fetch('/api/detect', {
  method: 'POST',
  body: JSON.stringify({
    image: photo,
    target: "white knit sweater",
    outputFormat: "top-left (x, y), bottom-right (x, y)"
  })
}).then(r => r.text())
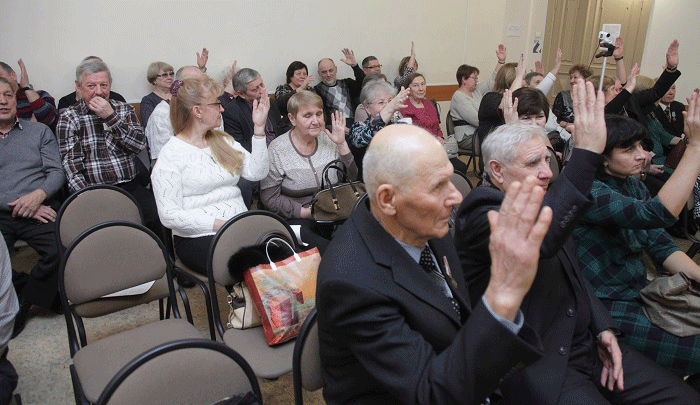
top-left (151, 135), bottom-right (268, 237)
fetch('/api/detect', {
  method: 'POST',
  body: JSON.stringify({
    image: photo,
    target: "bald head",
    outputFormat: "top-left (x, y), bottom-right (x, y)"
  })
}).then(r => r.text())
top-left (364, 125), bottom-right (446, 200)
top-left (318, 58), bottom-right (337, 86)
top-left (175, 66), bottom-right (202, 81)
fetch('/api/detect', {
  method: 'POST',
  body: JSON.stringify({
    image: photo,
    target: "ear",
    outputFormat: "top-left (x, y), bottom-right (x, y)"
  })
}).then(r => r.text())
top-left (192, 104), bottom-right (203, 120)
top-left (75, 80), bottom-right (80, 92)
top-left (489, 160), bottom-right (506, 185)
top-left (10, 71), bottom-right (17, 82)
top-left (374, 184), bottom-right (398, 216)
top-left (288, 112), bottom-right (297, 127)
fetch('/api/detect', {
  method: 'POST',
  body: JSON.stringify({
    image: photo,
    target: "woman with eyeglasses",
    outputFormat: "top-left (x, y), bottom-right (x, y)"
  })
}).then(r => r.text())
top-left (140, 61), bottom-right (175, 126)
top-left (151, 75), bottom-right (270, 274)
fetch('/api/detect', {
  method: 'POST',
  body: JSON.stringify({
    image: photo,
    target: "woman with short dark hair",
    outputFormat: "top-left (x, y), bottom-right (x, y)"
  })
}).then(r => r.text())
top-left (274, 61), bottom-right (314, 124)
top-left (573, 99), bottom-right (700, 377)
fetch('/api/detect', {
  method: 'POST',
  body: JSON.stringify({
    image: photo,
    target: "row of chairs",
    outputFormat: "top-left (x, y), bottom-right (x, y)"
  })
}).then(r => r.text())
top-left (52, 185), bottom-right (323, 404)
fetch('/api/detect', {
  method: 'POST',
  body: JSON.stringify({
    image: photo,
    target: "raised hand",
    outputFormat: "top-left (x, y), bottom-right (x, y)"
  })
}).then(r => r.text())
top-left (340, 48), bottom-right (357, 67)
top-left (381, 87), bottom-right (409, 123)
top-left (325, 111), bottom-right (347, 145)
top-left (502, 89), bottom-right (519, 124)
top-left (252, 90), bottom-right (270, 130)
top-left (683, 88), bottom-right (700, 147)
top-left (224, 61), bottom-right (238, 95)
top-left (484, 176), bottom-right (552, 321)
top-left (408, 41), bottom-right (417, 70)
top-left (17, 58), bottom-right (30, 88)
top-left (197, 48), bottom-right (209, 70)
top-left (496, 44), bottom-right (507, 63)
top-left (534, 61), bottom-right (544, 74)
top-left (624, 63), bottom-right (639, 93)
top-left (571, 80), bottom-right (606, 153)
top-left (613, 37), bottom-right (625, 58)
top-left (666, 40), bottom-right (679, 70)
top-left (597, 330), bottom-right (624, 391)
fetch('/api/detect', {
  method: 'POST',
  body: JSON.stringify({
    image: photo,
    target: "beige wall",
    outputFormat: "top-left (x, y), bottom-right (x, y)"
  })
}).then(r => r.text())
top-left (0, 0), bottom-right (547, 103)
top-left (1, 0), bottom-right (690, 105)
top-left (641, 0), bottom-right (699, 102)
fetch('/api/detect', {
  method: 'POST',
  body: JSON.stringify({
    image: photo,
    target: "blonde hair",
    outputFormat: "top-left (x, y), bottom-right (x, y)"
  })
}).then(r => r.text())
top-left (634, 75), bottom-right (655, 93)
top-left (287, 90), bottom-right (324, 117)
top-left (170, 75), bottom-right (243, 175)
top-left (494, 63), bottom-right (518, 93)
top-left (587, 75), bottom-right (615, 93)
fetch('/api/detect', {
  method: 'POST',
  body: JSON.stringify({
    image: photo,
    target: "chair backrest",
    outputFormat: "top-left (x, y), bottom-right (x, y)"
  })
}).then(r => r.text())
top-left (446, 112), bottom-right (456, 136)
top-left (548, 146), bottom-right (560, 184)
top-left (60, 222), bottom-right (174, 316)
top-left (293, 309), bottom-right (322, 405)
top-left (96, 339), bottom-right (262, 405)
top-left (56, 185), bottom-right (143, 251)
top-left (209, 211), bottom-right (298, 287)
top-left (450, 171), bottom-right (472, 199)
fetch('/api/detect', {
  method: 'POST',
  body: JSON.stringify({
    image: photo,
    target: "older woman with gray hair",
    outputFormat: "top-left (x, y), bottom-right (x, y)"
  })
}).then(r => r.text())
top-left (349, 80), bottom-right (408, 149)
top-left (140, 61), bottom-right (174, 126)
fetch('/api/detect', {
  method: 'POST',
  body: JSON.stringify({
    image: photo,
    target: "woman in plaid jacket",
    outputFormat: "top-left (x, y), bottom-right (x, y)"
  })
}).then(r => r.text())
top-left (573, 100), bottom-right (700, 377)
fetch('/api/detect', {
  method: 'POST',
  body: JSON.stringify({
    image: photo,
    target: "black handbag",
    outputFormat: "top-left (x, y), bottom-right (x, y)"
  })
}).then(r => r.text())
top-left (310, 159), bottom-right (365, 223)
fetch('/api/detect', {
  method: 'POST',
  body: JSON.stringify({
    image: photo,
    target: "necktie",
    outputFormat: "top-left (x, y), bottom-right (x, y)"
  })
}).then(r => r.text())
top-left (665, 106), bottom-right (673, 122)
top-left (420, 247), bottom-right (461, 318)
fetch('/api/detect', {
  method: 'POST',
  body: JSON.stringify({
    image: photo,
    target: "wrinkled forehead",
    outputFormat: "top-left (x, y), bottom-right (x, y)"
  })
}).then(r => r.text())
top-left (318, 60), bottom-right (335, 71)
top-left (0, 81), bottom-right (14, 94)
top-left (80, 71), bottom-right (111, 85)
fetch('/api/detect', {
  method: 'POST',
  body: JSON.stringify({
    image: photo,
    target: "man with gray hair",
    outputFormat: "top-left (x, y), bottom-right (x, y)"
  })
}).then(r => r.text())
top-left (455, 82), bottom-right (699, 403)
top-left (317, 123), bottom-right (554, 404)
top-left (0, 59), bottom-right (57, 130)
top-left (56, 58), bottom-right (160, 234)
top-left (222, 68), bottom-right (288, 206)
top-left (0, 76), bottom-right (64, 338)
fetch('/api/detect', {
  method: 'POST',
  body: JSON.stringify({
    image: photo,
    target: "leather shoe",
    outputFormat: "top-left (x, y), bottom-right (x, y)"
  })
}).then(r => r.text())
top-left (11, 298), bottom-right (31, 339)
top-left (176, 273), bottom-right (196, 289)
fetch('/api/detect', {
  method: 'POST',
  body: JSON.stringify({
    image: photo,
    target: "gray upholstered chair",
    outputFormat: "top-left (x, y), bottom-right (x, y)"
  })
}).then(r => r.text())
top-left (59, 222), bottom-right (203, 404)
top-left (56, 184), bottom-right (193, 323)
top-left (208, 210), bottom-right (299, 379)
top-left (293, 308), bottom-right (322, 405)
top-left (96, 339), bottom-right (262, 405)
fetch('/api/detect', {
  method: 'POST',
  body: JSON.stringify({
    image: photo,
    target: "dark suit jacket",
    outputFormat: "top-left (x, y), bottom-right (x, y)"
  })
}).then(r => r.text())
top-left (454, 148), bottom-right (617, 405)
top-left (606, 69), bottom-right (681, 129)
top-left (221, 96), bottom-right (289, 152)
top-left (317, 200), bottom-right (543, 405)
top-left (654, 100), bottom-right (685, 137)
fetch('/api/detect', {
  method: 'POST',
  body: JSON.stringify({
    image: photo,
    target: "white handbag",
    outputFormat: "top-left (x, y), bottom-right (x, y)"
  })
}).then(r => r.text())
top-left (226, 282), bottom-right (261, 329)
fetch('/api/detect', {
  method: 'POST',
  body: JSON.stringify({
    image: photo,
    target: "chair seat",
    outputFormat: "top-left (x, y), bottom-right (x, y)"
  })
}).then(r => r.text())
top-left (73, 275), bottom-right (174, 318)
top-left (73, 318), bottom-right (203, 403)
top-left (223, 326), bottom-right (295, 379)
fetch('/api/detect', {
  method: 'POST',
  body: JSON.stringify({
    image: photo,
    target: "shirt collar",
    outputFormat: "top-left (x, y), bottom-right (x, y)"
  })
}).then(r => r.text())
top-left (0, 117), bottom-right (21, 139)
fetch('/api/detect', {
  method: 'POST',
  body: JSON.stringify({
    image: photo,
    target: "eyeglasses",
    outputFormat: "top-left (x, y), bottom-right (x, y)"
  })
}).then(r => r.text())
top-left (156, 71), bottom-right (175, 78)
top-left (366, 64), bottom-right (382, 69)
top-left (206, 101), bottom-right (222, 107)
top-left (370, 98), bottom-right (392, 107)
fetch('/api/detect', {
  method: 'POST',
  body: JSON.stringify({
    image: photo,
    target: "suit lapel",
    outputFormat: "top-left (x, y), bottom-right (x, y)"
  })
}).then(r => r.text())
top-left (352, 201), bottom-right (463, 325)
top-left (430, 238), bottom-right (471, 317)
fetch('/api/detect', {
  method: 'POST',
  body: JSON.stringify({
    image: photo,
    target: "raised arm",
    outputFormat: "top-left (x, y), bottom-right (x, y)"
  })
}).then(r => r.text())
top-left (612, 37), bottom-right (627, 85)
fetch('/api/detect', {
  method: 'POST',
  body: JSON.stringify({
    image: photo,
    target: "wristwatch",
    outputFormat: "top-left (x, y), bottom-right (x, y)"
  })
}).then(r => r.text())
top-left (22, 84), bottom-right (34, 91)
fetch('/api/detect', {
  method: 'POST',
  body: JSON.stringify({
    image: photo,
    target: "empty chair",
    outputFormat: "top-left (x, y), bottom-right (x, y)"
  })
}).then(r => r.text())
top-left (56, 184), bottom-right (193, 323)
top-left (293, 308), bottom-right (322, 405)
top-left (96, 339), bottom-right (262, 405)
top-left (208, 210), bottom-right (299, 379)
top-left (59, 222), bottom-right (203, 404)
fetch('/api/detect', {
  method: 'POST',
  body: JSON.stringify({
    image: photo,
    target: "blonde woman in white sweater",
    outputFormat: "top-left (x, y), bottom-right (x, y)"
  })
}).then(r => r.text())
top-left (151, 75), bottom-right (269, 274)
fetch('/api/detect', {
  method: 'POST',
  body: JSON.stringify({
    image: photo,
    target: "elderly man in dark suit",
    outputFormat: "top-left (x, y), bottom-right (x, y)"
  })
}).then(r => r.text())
top-left (317, 122), bottom-right (556, 404)
top-left (455, 81), bottom-right (699, 404)
top-left (222, 68), bottom-right (288, 207)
